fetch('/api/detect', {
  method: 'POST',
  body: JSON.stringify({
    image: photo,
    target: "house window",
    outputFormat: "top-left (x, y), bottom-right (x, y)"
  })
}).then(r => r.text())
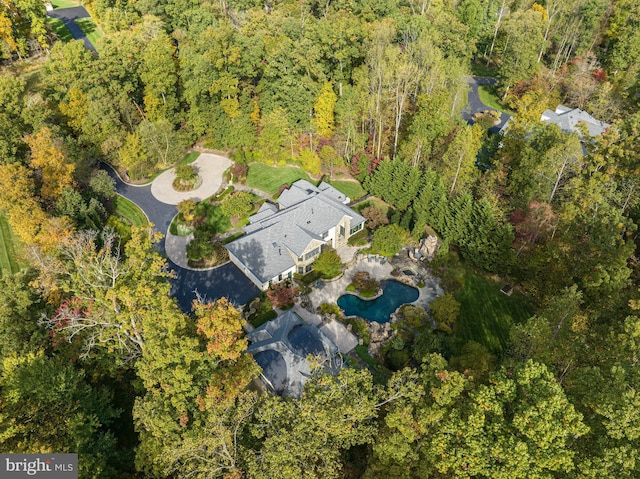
top-left (288, 271), bottom-right (292, 279)
top-left (298, 266), bottom-right (304, 274)
top-left (305, 264), bottom-right (313, 273)
top-left (304, 247), bottom-right (320, 261)
top-left (278, 273), bottom-right (282, 281)
top-left (321, 231), bottom-right (329, 239)
top-left (340, 225), bottom-right (345, 236)
top-left (350, 223), bottom-right (363, 235)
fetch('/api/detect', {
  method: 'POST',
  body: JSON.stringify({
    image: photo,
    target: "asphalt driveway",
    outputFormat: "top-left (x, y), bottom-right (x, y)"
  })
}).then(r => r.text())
top-left (48, 6), bottom-right (96, 53)
top-left (102, 163), bottom-right (259, 311)
top-left (464, 76), bottom-right (511, 133)
top-left (169, 261), bottom-right (260, 312)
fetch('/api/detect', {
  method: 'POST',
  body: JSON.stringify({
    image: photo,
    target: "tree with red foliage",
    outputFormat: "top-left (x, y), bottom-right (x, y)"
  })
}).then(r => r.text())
top-left (266, 280), bottom-right (299, 309)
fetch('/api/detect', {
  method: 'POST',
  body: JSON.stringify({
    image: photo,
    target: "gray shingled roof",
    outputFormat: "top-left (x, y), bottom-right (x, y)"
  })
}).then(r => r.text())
top-left (541, 105), bottom-right (610, 137)
top-left (226, 222), bottom-right (297, 283)
top-left (247, 310), bottom-right (340, 397)
top-left (249, 202), bottom-right (278, 223)
top-left (227, 180), bottom-right (365, 283)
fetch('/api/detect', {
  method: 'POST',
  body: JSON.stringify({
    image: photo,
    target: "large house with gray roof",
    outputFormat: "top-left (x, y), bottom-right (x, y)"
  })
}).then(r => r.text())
top-left (226, 180), bottom-right (366, 290)
top-left (540, 105), bottom-right (610, 138)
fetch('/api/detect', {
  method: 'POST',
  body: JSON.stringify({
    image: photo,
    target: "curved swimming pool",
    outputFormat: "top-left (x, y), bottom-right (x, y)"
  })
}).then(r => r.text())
top-left (337, 280), bottom-right (419, 323)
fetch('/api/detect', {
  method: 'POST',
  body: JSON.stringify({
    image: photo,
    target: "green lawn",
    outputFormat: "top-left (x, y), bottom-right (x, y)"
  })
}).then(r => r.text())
top-left (114, 195), bottom-right (148, 227)
top-left (46, 17), bottom-right (73, 43)
top-left (178, 152), bottom-right (200, 166)
top-left (327, 179), bottom-right (366, 200)
top-left (75, 18), bottom-right (103, 50)
top-left (470, 61), bottom-right (498, 78)
top-left (0, 215), bottom-right (21, 278)
top-left (352, 197), bottom-right (390, 215)
top-left (247, 163), bottom-right (312, 195)
top-left (478, 86), bottom-right (514, 115)
top-left (454, 270), bottom-right (534, 354)
top-left (51, 0), bottom-right (80, 8)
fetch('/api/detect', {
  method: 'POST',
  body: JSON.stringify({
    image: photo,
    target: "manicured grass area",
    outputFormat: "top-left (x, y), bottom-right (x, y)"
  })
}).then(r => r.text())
top-left (328, 179), bottom-right (366, 200)
top-left (0, 215), bottom-right (21, 277)
top-left (470, 61), bottom-right (498, 78)
top-left (178, 152), bottom-right (200, 166)
top-left (46, 17), bottom-right (73, 43)
top-left (51, 0), bottom-right (80, 8)
top-left (114, 195), bottom-right (148, 227)
top-left (75, 18), bottom-right (103, 50)
top-left (247, 163), bottom-right (311, 196)
top-left (454, 270), bottom-right (534, 354)
top-left (478, 86), bottom-right (514, 115)
top-left (352, 197), bottom-right (390, 215)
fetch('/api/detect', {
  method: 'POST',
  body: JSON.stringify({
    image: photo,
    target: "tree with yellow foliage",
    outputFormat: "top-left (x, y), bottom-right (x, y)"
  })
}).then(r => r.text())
top-left (311, 82), bottom-right (337, 139)
top-left (25, 127), bottom-right (75, 205)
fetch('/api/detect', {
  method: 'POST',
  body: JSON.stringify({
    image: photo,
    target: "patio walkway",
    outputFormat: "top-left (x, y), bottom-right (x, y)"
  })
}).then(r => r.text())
top-left (308, 254), bottom-right (443, 313)
top-left (308, 257), bottom-right (394, 309)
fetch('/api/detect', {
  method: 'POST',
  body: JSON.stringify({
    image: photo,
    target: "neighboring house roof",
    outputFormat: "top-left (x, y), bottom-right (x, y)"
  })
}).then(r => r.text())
top-left (247, 310), bottom-right (341, 397)
top-left (227, 180), bottom-right (365, 284)
top-left (541, 105), bottom-right (610, 137)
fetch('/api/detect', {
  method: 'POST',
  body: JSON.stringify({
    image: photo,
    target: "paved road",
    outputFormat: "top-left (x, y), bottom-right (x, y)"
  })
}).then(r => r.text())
top-left (102, 163), bottom-right (259, 311)
top-left (464, 76), bottom-right (511, 133)
top-left (48, 6), bottom-right (96, 53)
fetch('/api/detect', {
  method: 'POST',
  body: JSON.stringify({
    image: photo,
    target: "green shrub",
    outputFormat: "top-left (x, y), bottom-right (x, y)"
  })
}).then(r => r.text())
top-left (176, 164), bottom-right (197, 182)
top-left (186, 237), bottom-right (214, 262)
top-left (248, 297), bottom-right (277, 328)
top-left (296, 270), bottom-right (322, 285)
top-left (346, 284), bottom-right (356, 292)
top-left (314, 247), bottom-right (343, 279)
top-left (371, 224), bottom-right (410, 257)
top-left (319, 303), bottom-right (341, 317)
top-left (345, 317), bottom-right (370, 346)
top-left (384, 347), bottom-right (411, 371)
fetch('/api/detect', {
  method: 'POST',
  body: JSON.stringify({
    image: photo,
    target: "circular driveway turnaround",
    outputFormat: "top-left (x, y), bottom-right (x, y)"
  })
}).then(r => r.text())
top-left (151, 153), bottom-right (233, 205)
top-left (101, 161), bottom-right (259, 311)
top-left (464, 76), bottom-right (511, 133)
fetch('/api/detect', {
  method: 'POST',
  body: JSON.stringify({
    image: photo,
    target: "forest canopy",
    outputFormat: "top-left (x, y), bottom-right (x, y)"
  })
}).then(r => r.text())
top-left (1, 0), bottom-right (640, 477)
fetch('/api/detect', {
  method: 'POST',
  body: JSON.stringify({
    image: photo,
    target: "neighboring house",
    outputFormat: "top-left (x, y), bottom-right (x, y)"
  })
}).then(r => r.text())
top-left (540, 105), bottom-right (610, 138)
top-left (247, 310), bottom-right (341, 397)
top-left (227, 180), bottom-right (366, 290)
top-left (498, 105), bottom-right (611, 155)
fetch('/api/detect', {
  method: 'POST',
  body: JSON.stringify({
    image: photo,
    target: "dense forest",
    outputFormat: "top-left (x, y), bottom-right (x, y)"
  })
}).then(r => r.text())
top-left (1, 0), bottom-right (640, 477)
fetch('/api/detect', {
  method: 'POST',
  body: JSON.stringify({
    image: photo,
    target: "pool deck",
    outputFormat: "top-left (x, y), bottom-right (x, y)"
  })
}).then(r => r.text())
top-left (308, 255), bottom-right (443, 312)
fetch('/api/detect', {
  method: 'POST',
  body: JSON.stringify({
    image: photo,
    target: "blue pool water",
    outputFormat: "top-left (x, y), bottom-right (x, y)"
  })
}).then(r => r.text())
top-left (337, 280), bottom-right (419, 323)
